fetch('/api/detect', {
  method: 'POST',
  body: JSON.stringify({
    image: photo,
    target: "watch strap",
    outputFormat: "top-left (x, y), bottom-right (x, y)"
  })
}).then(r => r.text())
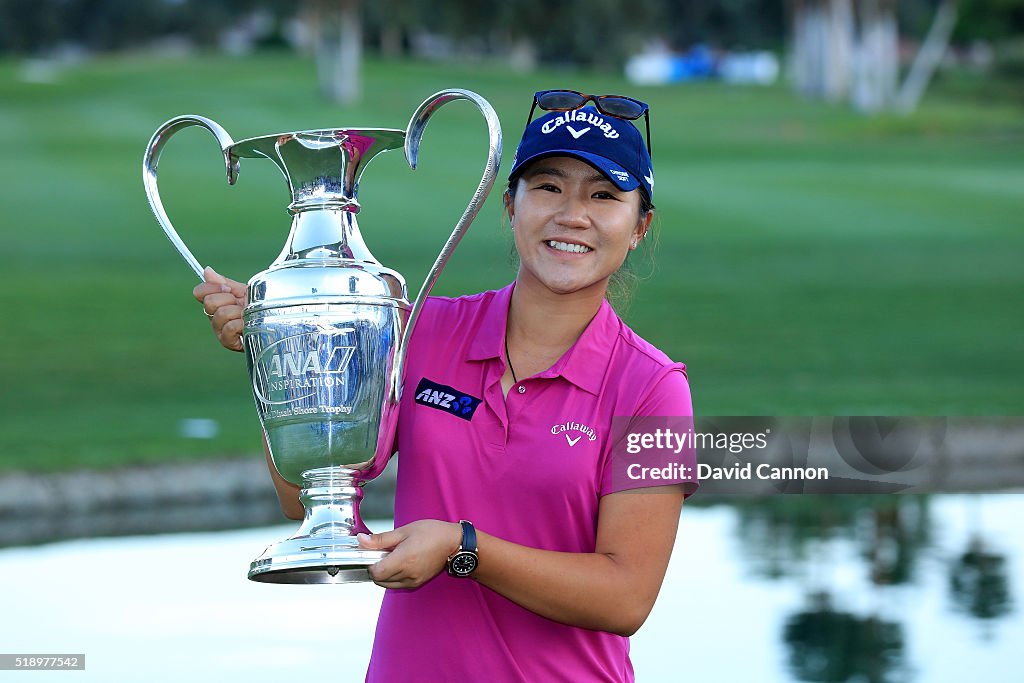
top-left (459, 519), bottom-right (477, 553)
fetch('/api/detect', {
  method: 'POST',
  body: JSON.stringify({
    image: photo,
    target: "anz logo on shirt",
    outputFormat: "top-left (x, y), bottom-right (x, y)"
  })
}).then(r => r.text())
top-left (414, 378), bottom-right (482, 421)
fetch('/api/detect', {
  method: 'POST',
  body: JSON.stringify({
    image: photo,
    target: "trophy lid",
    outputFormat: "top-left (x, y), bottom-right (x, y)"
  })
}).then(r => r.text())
top-left (230, 128), bottom-right (406, 214)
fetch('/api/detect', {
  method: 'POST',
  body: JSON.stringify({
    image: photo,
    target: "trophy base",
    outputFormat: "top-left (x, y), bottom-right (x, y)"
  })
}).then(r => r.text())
top-left (248, 537), bottom-right (389, 584)
top-left (249, 466), bottom-right (389, 584)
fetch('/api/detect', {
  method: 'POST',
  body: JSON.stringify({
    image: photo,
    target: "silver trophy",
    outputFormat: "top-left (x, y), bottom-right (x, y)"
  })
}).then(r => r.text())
top-left (143, 90), bottom-right (501, 583)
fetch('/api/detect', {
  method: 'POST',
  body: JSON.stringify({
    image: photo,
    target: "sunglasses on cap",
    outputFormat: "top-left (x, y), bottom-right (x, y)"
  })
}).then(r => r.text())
top-left (526, 89), bottom-right (651, 155)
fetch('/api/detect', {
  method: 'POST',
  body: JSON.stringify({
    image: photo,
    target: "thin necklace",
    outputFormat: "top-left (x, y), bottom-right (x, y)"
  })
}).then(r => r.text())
top-left (504, 331), bottom-right (518, 384)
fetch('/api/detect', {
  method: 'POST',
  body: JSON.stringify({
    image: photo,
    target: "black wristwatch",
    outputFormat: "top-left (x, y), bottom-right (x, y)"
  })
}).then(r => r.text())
top-left (446, 520), bottom-right (479, 577)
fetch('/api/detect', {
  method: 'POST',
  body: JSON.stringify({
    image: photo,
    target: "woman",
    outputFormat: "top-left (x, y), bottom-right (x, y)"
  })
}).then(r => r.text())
top-left (195, 90), bottom-right (699, 682)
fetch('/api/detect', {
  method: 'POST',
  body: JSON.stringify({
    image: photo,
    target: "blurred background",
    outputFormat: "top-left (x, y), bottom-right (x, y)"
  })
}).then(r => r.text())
top-left (0, 1), bottom-right (1021, 681)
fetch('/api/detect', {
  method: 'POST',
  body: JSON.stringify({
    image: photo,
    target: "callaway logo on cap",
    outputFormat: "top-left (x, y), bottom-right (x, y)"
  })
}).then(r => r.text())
top-left (509, 106), bottom-right (654, 200)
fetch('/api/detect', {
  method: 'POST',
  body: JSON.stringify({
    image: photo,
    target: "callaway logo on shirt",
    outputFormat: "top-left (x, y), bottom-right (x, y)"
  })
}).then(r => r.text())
top-left (551, 420), bottom-right (598, 447)
top-left (414, 377), bottom-right (483, 421)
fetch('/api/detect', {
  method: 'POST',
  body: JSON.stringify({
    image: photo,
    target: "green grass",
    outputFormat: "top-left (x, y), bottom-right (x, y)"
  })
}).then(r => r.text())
top-left (1, 52), bottom-right (1022, 471)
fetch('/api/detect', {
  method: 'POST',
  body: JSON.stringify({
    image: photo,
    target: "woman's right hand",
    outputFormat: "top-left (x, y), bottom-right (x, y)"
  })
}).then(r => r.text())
top-left (192, 266), bottom-right (247, 352)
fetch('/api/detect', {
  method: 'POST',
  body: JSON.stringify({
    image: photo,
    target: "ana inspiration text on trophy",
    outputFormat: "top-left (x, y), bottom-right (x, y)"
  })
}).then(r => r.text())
top-left (143, 89), bottom-right (502, 584)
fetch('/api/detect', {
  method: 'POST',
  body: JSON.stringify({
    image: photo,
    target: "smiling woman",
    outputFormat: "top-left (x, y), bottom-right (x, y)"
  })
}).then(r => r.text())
top-left (506, 156), bottom-right (652, 306)
top-left (194, 89), bottom-right (698, 683)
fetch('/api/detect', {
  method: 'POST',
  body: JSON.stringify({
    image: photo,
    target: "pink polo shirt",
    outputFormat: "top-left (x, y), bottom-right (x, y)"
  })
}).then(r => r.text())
top-left (365, 281), bottom-right (698, 683)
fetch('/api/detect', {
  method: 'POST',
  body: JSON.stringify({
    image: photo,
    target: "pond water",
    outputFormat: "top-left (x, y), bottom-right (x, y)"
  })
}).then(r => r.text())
top-left (1, 493), bottom-right (1020, 682)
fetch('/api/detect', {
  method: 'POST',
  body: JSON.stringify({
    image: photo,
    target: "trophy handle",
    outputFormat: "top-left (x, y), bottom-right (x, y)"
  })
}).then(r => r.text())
top-left (387, 89), bottom-right (503, 405)
top-left (143, 115), bottom-right (239, 280)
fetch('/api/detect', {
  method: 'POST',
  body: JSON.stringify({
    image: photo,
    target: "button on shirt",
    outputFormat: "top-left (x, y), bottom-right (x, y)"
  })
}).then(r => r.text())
top-left (366, 281), bottom-right (698, 683)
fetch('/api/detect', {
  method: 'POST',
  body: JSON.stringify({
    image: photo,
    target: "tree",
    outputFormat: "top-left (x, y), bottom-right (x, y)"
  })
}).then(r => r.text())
top-left (789, 0), bottom-right (959, 114)
top-left (895, 0), bottom-right (958, 113)
top-left (303, 0), bottom-right (363, 105)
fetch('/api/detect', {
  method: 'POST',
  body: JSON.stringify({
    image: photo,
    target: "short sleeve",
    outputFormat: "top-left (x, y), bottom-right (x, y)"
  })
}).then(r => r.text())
top-left (599, 363), bottom-right (700, 498)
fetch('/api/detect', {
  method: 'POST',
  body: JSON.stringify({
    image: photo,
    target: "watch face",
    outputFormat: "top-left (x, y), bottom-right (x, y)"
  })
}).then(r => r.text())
top-left (451, 552), bottom-right (478, 576)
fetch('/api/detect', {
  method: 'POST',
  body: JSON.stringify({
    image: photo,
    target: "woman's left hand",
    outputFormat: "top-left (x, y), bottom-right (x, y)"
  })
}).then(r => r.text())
top-left (357, 520), bottom-right (463, 589)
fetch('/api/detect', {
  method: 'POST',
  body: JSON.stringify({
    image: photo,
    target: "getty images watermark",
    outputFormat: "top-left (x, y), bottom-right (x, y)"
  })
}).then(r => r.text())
top-left (610, 416), bottom-right (1024, 495)
top-left (609, 416), bottom-right (823, 495)
top-left (622, 424), bottom-right (827, 481)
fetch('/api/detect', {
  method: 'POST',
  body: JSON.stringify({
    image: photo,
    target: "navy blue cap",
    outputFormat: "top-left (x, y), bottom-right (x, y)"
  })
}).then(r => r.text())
top-left (509, 106), bottom-right (653, 200)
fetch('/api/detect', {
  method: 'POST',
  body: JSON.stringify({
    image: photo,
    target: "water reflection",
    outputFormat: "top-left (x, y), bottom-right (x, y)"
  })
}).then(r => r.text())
top-left (863, 502), bottom-right (929, 587)
top-left (950, 538), bottom-right (1012, 625)
top-left (723, 494), bottom-right (1016, 682)
top-left (731, 497), bottom-right (932, 585)
top-left (0, 494), bottom-right (1019, 682)
top-left (784, 591), bottom-right (905, 683)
